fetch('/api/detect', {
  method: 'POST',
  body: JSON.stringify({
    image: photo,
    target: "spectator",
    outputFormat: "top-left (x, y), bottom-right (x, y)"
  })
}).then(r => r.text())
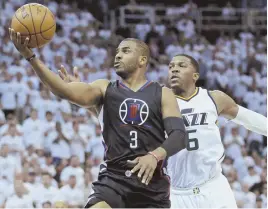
top-left (59, 175), bottom-right (84, 207)
top-left (5, 179), bottom-right (34, 208)
top-left (34, 172), bottom-right (60, 208)
top-left (60, 156), bottom-right (84, 189)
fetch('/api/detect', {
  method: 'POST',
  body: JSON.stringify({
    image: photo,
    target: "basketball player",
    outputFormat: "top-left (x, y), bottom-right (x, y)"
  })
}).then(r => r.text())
top-left (167, 54), bottom-right (267, 208)
top-left (9, 29), bottom-right (187, 208)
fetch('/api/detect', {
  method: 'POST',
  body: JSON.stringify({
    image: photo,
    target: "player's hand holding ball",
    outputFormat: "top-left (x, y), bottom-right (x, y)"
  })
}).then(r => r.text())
top-left (9, 28), bottom-right (34, 60)
top-left (9, 3), bottom-right (56, 59)
top-left (127, 152), bottom-right (158, 185)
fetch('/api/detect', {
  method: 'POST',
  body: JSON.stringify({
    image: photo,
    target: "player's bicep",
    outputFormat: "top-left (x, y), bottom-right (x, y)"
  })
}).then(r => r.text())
top-left (161, 87), bottom-right (182, 119)
top-left (65, 79), bottom-right (108, 108)
top-left (210, 90), bottom-right (238, 120)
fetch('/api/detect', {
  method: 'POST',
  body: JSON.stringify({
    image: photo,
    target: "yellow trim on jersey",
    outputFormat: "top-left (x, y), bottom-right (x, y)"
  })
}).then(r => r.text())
top-left (176, 87), bottom-right (199, 101)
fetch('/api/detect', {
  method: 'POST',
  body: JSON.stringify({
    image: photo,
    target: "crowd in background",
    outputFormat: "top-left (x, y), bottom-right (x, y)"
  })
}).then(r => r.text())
top-left (0, 0), bottom-right (267, 208)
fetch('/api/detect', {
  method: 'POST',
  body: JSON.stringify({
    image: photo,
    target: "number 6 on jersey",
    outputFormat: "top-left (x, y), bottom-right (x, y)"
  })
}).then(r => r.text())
top-left (130, 131), bottom-right (138, 148)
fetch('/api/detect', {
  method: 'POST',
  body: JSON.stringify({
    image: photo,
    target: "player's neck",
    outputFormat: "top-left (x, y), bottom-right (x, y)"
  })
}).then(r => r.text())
top-left (121, 74), bottom-right (147, 92)
top-left (176, 85), bottom-right (197, 98)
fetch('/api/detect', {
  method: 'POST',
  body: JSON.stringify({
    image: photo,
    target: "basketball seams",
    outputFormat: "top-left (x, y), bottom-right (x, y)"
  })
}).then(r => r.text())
top-left (39, 7), bottom-right (48, 40)
top-left (19, 24), bottom-right (55, 36)
top-left (14, 13), bottom-right (32, 43)
top-left (28, 4), bottom-right (39, 48)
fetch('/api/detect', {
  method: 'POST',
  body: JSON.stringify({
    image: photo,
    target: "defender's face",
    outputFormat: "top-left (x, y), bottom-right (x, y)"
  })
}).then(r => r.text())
top-left (168, 56), bottom-right (195, 90)
top-left (114, 41), bottom-right (139, 78)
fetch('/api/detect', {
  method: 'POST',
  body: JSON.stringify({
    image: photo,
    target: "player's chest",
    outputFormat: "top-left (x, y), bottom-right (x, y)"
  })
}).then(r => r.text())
top-left (177, 101), bottom-right (217, 128)
top-left (105, 89), bottom-right (160, 125)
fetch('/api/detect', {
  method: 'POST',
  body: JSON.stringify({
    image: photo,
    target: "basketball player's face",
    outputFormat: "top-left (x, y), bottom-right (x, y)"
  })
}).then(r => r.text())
top-left (114, 41), bottom-right (139, 78)
top-left (168, 56), bottom-right (195, 90)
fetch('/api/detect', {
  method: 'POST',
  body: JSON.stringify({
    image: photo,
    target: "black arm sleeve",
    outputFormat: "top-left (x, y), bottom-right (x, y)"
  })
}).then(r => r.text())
top-left (161, 117), bottom-right (187, 157)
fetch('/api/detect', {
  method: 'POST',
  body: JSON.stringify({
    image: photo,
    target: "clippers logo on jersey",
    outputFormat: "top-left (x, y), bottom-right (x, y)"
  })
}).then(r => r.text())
top-left (119, 98), bottom-right (149, 125)
top-left (181, 108), bottom-right (208, 127)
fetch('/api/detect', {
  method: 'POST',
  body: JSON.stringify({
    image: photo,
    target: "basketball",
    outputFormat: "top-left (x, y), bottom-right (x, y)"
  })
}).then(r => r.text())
top-left (10, 3), bottom-right (56, 48)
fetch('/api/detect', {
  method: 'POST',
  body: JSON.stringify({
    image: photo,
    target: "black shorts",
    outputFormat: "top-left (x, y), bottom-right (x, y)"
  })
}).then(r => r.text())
top-left (84, 167), bottom-right (170, 208)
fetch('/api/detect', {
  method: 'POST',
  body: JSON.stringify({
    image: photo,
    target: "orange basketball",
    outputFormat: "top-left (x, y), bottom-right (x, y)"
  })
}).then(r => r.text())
top-left (11, 3), bottom-right (56, 48)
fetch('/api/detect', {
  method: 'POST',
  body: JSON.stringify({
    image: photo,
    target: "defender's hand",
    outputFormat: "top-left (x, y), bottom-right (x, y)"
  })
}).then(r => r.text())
top-left (58, 65), bottom-right (80, 83)
top-left (8, 28), bottom-right (34, 59)
top-left (127, 154), bottom-right (158, 185)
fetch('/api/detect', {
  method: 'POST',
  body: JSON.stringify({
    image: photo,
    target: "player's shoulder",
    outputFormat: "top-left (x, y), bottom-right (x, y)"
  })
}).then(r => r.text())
top-left (91, 79), bottom-right (110, 86)
top-left (208, 90), bottom-right (226, 99)
top-left (161, 86), bottom-right (176, 99)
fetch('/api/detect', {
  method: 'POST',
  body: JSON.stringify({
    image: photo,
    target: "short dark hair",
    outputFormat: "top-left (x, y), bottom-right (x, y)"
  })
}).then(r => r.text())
top-left (123, 38), bottom-right (150, 66)
top-left (174, 54), bottom-right (199, 73)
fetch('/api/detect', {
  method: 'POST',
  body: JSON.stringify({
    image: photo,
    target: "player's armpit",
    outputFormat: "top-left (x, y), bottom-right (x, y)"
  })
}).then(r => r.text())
top-left (209, 90), bottom-right (238, 119)
top-left (210, 90), bottom-right (267, 136)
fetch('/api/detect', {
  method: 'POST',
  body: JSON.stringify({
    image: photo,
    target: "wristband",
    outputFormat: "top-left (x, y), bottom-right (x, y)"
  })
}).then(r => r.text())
top-left (148, 151), bottom-right (160, 163)
top-left (26, 54), bottom-right (36, 62)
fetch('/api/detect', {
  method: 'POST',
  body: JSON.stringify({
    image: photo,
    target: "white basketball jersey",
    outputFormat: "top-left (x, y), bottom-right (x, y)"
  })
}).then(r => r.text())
top-left (168, 87), bottom-right (225, 188)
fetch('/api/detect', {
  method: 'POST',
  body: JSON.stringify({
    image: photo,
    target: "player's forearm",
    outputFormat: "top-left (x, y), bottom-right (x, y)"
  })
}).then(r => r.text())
top-left (152, 117), bottom-right (187, 160)
top-left (231, 105), bottom-right (267, 136)
top-left (29, 58), bottom-right (71, 99)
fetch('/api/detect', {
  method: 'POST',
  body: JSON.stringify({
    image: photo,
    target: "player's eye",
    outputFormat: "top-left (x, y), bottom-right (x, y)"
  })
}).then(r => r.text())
top-left (179, 63), bottom-right (186, 67)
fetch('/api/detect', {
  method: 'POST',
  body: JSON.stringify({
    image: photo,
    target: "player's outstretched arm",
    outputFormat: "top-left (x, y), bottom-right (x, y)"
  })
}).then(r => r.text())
top-left (210, 90), bottom-right (267, 136)
top-left (9, 29), bottom-right (108, 108)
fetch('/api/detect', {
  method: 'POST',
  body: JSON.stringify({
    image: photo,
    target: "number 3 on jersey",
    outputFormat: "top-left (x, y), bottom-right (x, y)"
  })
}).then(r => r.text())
top-left (186, 129), bottom-right (199, 151)
top-left (130, 131), bottom-right (138, 148)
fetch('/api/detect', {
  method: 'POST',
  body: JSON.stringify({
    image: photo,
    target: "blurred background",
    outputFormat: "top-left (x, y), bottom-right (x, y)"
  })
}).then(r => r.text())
top-left (0, 0), bottom-right (267, 208)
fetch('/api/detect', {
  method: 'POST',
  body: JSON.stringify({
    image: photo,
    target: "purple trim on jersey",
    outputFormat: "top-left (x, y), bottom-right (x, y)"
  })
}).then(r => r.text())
top-left (119, 80), bottom-right (152, 92)
top-left (206, 90), bottom-right (219, 115)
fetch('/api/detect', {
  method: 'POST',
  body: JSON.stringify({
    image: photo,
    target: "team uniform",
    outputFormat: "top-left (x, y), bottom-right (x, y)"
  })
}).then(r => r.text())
top-left (85, 80), bottom-right (170, 208)
top-left (168, 87), bottom-right (237, 208)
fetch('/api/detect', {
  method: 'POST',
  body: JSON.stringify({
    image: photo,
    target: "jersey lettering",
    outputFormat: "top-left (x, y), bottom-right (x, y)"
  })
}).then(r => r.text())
top-left (181, 109), bottom-right (208, 127)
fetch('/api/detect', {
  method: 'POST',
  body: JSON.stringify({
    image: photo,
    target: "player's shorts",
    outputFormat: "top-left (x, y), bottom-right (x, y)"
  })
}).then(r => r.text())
top-left (84, 165), bottom-right (170, 208)
top-left (170, 173), bottom-right (237, 208)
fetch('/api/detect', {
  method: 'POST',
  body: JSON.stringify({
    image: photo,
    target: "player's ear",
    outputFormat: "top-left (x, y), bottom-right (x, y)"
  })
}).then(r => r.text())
top-left (139, 56), bottom-right (147, 66)
top-left (193, 73), bottom-right (199, 82)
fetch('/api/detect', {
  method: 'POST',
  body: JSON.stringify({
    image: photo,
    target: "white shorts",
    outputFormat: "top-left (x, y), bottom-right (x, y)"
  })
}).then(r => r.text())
top-left (170, 173), bottom-right (237, 208)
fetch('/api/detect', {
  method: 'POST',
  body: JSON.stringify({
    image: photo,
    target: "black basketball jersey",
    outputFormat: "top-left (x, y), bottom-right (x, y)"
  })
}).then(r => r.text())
top-left (102, 80), bottom-right (166, 170)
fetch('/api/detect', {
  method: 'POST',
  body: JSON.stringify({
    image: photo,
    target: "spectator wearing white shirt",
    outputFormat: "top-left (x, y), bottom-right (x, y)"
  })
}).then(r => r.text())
top-left (32, 91), bottom-right (59, 120)
top-left (43, 111), bottom-right (56, 136)
top-left (22, 109), bottom-right (44, 148)
top-left (0, 113), bottom-right (23, 136)
top-left (86, 125), bottom-right (105, 161)
top-left (5, 179), bottom-right (34, 208)
top-left (224, 126), bottom-right (245, 160)
top-left (49, 122), bottom-right (71, 163)
top-left (40, 152), bottom-right (56, 178)
top-left (13, 72), bottom-right (29, 121)
top-left (69, 121), bottom-right (87, 164)
top-left (34, 172), bottom-right (60, 208)
top-left (0, 124), bottom-right (24, 171)
top-left (243, 166), bottom-right (261, 188)
top-left (241, 182), bottom-right (257, 207)
top-left (60, 156), bottom-right (84, 189)
top-left (59, 175), bottom-right (84, 207)
top-left (24, 171), bottom-right (43, 196)
top-left (0, 144), bottom-right (18, 183)
top-left (0, 73), bottom-right (17, 116)
top-left (60, 111), bottom-right (73, 134)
